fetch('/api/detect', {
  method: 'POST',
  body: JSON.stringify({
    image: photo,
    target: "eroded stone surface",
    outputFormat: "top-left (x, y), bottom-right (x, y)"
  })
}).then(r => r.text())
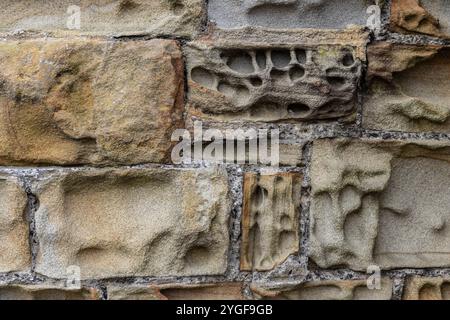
top-left (158, 283), bottom-right (246, 300)
top-left (0, 175), bottom-right (30, 273)
top-left (0, 285), bottom-right (101, 300)
top-left (0, 0), bottom-right (203, 37)
top-left (310, 139), bottom-right (450, 270)
top-left (251, 278), bottom-right (393, 300)
top-left (33, 167), bottom-right (230, 279)
top-left (208, 0), bottom-right (375, 29)
top-left (241, 172), bottom-right (301, 271)
top-left (107, 286), bottom-right (166, 300)
top-left (363, 42), bottom-right (450, 133)
top-left (186, 29), bottom-right (366, 124)
top-left (0, 38), bottom-right (184, 165)
top-left (391, 0), bottom-right (450, 38)
top-left (403, 277), bottom-right (450, 300)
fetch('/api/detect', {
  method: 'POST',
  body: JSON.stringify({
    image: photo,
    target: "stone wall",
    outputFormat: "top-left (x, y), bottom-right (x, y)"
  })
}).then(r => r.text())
top-left (0, 0), bottom-right (450, 300)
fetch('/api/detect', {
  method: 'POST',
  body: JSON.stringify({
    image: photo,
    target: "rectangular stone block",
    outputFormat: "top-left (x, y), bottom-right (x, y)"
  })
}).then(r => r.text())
top-left (403, 276), bottom-right (450, 300)
top-left (107, 283), bottom-right (245, 300)
top-left (0, 175), bottom-right (30, 273)
top-left (391, 0), bottom-right (450, 39)
top-left (0, 38), bottom-right (184, 165)
top-left (32, 167), bottom-right (230, 279)
top-left (251, 278), bottom-right (393, 300)
top-left (157, 283), bottom-right (246, 300)
top-left (186, 29), bottom-right (367, 125)
top-left (0, 0), bottom-right (203, 38)
top-left (363, 42), bottom-right (450, 133)
top-left (208, 0), bottom-right (376, 30)
top-left (241, 172), bottom-right (302, 271)
top-left (310, 139), bottom-right (450, 270)
top-left (0, 284), bottom-right (101, 300)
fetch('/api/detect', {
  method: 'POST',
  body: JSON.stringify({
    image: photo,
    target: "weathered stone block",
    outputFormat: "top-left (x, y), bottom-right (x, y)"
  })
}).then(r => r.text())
top-left (208, 0), bottom-right (376, 30)
top-left (251, 278), bottom-right (393, 300)
top-left (108, 283), bottom-right (246, 300)
top-left (0, 38), bottom-right (184, 165)
top-left (241, 172), bottom-right (302, 271)
top-left (33, 167), bottom-right (230, 279)
top-left (0, 0), bottom-right (203, 38)
top-left (403, 276), bottom-right (450, 300)
top-left (391, 0), bottom-right (450, 39)
top-left (158, 283), bottom-right (246, 300)
top-left (0, 175), bottom-right (30, 273)
top-left (186, 29), bottom-right (367, 125)
top-left (363, 42), bottom-right (450, 133)
top-left (310, 139), bottom-right (450, 270)
top-left (0, 285), bottom-right (101, 300)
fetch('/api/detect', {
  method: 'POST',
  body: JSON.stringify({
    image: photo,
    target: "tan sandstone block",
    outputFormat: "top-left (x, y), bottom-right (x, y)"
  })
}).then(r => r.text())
top-left (363, 42), bottom-right (450, 133)
top-left (391, 0), bottom-right (450, 39)
top-left (107, 286), bottom-right (166, 300)
top-left (241, 172), bottom-right (302, 271)
top-left (0, 38), bottom-right (184, 165)
top-left (0, 0), bottom-right (203, 38)
top-left (158, 283), bottom-right (246, 300)
top-left (33, 167), bottom-right (230, 279)
top-left (310, 139), bottom-right (450, 270)
top-left (403, 277), bottom-right (450, 300)
top-left (0, 176), bottom-right (30, 273)
top-left (185, 29), bottom-right (368, 126)
top-left (251, 278), bottom-right (393, 300)
top-left (0, 284), bottom-right (101, 300)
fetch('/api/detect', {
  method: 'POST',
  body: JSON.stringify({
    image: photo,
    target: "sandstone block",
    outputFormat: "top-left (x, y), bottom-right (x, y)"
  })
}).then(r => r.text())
top-left (403, 276), bottom-right (450, 300)
top-left (310, 139), bottom-right (450, 270)
top-left (251, 278), bottom-right (393, 300)
top-left (363, 42), bottom-right (450, 133)
top-left (186, 29), bottom-right (367, 125)
top-left (391, 0), bottom-right (450, 39)
top-left (33, 167), bottom-right (230, 279)
top-left (0, 38), bottom-right (184, 165)
top-left (0, 0), bottom-right (203, 38)
top-left (208, 0), bottom-right (376, 30)
top-left (241, 172), bottom-right (302, 271)
top-left (108, 283), bottom-right (246, 300)
top-left (0, 175), bottom-right (30, 273)
top-left (0, 284), bottom-right (101, 300)
top-left (158, 283), bottom-right (245, 300)
top-left (107, 286), bottom-right (166, 300)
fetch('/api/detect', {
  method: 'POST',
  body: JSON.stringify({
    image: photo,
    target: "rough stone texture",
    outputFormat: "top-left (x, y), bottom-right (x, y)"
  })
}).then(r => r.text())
top-left (208, 0), bottom-right (376, 30)
top-left (0, 38), bottom-right (184, 166)
top-left (403, 277), bottom-right (450, 300)
top-left (0, 0), bottom-right (204, 38)
top-left (186, 29), bottom-right (367, 124)
top-left (0, 175), bottom-right (30, 273)
top-left (391, 0), bottom-right (450, 38)
top-left (32, 167), bottom-right (230, 279)
top-left (0, 285), bottom-right (101, 300)
top-left (363, 42), bottom-right (450, 133)
top-left (241, 172), bottom-right (301, 271)
top-left (157, 283), bottom-right (246, 300)
top-left (251, 278), bottom-right (393, 300)
top-left (107, 286), bottom-right (166, 300)
top-left (310, 139), bottom-right (450, 270)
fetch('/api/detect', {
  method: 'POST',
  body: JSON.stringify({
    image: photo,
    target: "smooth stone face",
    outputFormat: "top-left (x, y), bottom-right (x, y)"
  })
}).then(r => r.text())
top-left (0, 38), bottom-right (184, 165)
top-left (33, 167), bottom-right (230, 279)
top-left (0, 175), bottom-right (30, 273)
top-left (0, 0), bottom-right (204, 37)
top-left (208, 0), bottom-right (375, 30)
